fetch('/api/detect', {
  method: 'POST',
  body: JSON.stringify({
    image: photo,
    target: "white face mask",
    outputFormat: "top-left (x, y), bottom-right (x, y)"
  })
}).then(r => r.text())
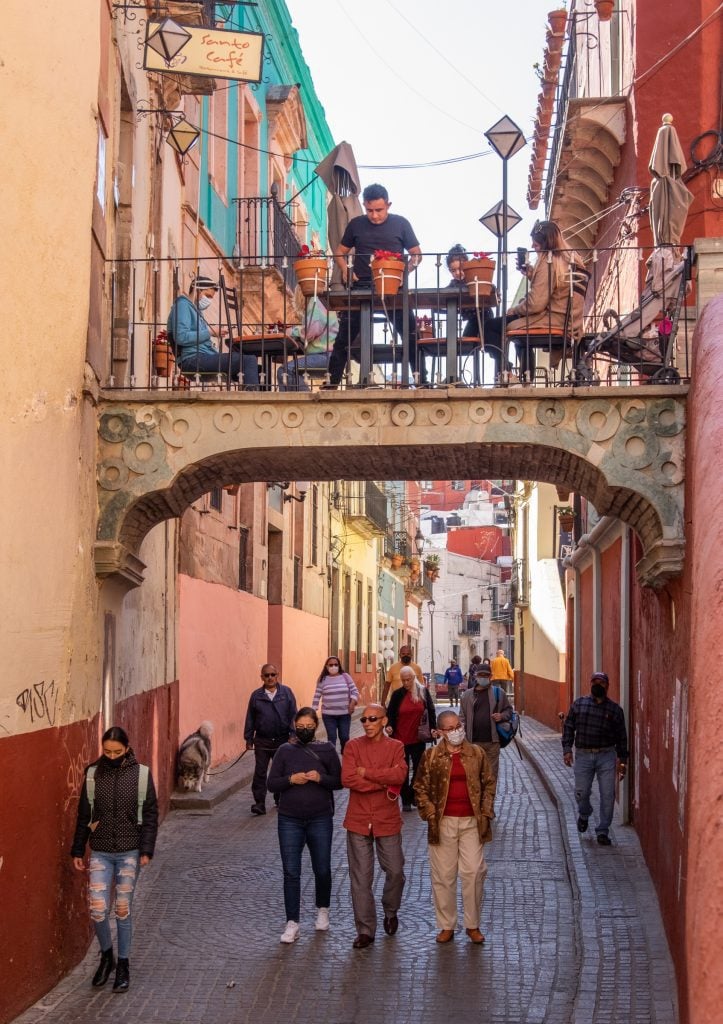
top-left (326, 665), bottom-right (340, 675)
top-left (445, 727), bottom-right (465, 747)
top-left (197, 295), bottom-right (213, 311)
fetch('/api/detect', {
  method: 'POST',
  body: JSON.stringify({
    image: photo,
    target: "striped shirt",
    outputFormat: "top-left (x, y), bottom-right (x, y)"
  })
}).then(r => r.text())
top-left (312, 672), bottom-right (360, 716)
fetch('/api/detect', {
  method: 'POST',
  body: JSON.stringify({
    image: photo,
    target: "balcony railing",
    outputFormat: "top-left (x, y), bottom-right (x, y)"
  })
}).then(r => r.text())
top-left (101, 244), bottom-right (694, 392)
top-left (345, 482), bottom-right (388, 535)
top-left (458, 615), bottom-right (482, 637)
top-left (233, 195), bottom-right (302, 292)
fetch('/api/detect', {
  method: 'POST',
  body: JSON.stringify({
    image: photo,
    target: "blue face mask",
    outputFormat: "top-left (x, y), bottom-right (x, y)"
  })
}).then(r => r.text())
top-left (197, 295), bottom-right (213, 311)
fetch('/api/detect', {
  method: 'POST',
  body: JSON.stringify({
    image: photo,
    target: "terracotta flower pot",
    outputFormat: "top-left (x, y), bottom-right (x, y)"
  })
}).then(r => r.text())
top-left (390, 553), bottom-right (403, 569)
top-left (154, 339), bottom-right (175, 377)
top-left (548, 8), bottom-right (567, 35)
top-left (558, 513), bottom-right (575, 532)
top-left (293, 257), bottom-right (328, 297)
top-left (547, 29), bottom-right (563, 54)
top-left (461, 256), bottom-right (496, 296)
top-left (371, 257), bottom-right (405, 297)
top-left (595, 0), bottom-right (614, 20)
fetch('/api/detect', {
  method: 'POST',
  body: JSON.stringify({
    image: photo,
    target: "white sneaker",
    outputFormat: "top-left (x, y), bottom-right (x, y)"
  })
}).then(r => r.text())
top-left (279, 921), bottom-right (300, 944)
top-left (315, 908), bottom-right (330, 931)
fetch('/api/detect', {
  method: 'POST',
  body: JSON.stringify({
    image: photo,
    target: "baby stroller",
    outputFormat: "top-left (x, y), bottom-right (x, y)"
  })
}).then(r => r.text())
top-left (573, 248), bottom-right (690, 385)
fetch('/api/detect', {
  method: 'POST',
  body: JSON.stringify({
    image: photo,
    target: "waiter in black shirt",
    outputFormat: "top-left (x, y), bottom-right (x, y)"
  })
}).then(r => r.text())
top-left (562, 671), bottom-right (628, 846)
top-left (328, 183), bottom-right (427, 387)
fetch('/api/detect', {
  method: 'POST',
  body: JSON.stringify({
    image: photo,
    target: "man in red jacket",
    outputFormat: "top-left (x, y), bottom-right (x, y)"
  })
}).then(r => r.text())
top-left (342, 703), bottom-right (408, 949)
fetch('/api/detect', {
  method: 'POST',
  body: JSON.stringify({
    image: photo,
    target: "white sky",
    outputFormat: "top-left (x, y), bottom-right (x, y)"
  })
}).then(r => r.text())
top-left (286, 0), bottom-right (553, 290)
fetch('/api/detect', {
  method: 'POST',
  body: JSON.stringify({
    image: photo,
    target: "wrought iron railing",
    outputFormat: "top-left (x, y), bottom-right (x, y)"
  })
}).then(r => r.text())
top-left (102, 244), bottom-right (695, 391)
top-left (345, 482), bottom-right (388, 535)
top-left (458, 615), bottom-right (482, 636)
top-left (233, 195), bottom-right (302, 291)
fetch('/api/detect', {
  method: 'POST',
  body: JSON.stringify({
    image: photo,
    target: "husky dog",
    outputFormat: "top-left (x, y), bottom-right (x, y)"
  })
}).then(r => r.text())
top-left (177, 721), bottom-right (214, 792)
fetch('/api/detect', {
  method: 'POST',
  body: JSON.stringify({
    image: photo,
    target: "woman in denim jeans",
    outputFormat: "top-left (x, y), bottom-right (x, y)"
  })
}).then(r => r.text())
top-left (71, 726), bottom-right (158, 994)
top-left (267, 708), bottom-right (342, 944)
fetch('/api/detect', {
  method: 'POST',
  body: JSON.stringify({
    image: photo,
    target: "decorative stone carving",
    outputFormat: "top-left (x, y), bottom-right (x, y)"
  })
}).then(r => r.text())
top-left (94, 388), bottom-right (688, 589)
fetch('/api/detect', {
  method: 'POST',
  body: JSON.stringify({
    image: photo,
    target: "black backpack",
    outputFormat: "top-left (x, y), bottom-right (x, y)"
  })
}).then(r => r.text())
top-left (492, 685), bottom-right (521, 749)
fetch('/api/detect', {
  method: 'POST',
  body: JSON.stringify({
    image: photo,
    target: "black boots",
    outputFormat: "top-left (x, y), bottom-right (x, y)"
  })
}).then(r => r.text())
top-left (112, 958), bottom-right (130, 993)
top-left (91, 947), bottom-right (115, 987)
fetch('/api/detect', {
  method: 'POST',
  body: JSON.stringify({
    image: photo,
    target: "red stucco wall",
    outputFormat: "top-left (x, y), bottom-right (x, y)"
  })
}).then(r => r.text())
top-left (600, 540), bottom-right (622, 698)
top-left (178, 574), bottom-right (269, 762)
top-left (267, 603), bottom-right (329, 707)
top-left (518, 670), bottom-right (567, 730)
top-left (0, 681), bottom-right (178, 1024)
top-left (685, 295), bottom-right (723, 1024)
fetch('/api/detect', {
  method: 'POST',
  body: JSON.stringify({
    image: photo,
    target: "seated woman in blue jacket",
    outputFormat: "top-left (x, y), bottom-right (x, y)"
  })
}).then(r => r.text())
top-left (167, 274), bottom-right (259, 386)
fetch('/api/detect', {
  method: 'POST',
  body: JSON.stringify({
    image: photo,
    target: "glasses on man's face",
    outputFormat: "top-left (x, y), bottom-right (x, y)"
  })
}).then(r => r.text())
top-left (262, 672), bottom-right (278, 678)
top-left (360, 716), bottom-right (383, 724)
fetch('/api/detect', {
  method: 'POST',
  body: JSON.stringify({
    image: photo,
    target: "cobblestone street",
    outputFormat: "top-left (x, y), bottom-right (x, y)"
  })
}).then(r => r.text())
top-left (15, 717), bottom-right (677, 1024)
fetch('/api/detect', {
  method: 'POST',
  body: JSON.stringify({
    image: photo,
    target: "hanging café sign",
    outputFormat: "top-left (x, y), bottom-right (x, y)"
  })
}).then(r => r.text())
top-left (143, 20), bottom-right (264, 83)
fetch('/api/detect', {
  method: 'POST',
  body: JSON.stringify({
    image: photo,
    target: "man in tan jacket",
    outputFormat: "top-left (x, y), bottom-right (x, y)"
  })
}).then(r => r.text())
top-left (414, 710), bottom-right (495, 945)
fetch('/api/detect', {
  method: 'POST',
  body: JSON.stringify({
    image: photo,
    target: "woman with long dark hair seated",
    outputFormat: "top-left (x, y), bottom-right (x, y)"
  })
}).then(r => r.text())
top-left (484, 221), bottom-right (586, 381)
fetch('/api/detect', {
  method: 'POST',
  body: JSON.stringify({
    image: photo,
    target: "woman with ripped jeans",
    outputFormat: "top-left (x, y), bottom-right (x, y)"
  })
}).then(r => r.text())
top-left (71, 726), bottom-right (158, 993)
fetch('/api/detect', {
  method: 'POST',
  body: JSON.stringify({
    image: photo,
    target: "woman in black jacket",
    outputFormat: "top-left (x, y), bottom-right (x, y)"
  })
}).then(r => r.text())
top-left (386, 666), bottom-right (437, 811)
top-left (267, 707), bottom-right (342, 944)
top-left (71, 726), bottom-right (158, 994)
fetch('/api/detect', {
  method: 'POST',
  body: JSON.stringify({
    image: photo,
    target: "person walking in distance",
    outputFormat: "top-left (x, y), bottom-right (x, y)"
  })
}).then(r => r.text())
top-left (267, 708), bottom-right (342, 943)
top-left (70, 726), bottom-right (158, 994)
top-left (342, 703), bottom-right (407, 949)
top-left (490, 648), bottom-right (514, 697)
top-left (459, 662), bottom-right (512, 795)
top-left (414, 710), bottom-right (495, 944)
top-left (244, 664), bottom-right (297, 816)
top-left (311, 655), bottom-right (360, 752)
top-left (381, 644), bottom-right (424, 704)
top-left (385, 665), bottom-right (437, 812)
top-left (443, 659), bottom-right (464, 707)
top-left (562, 671), bottom-right (628, 845)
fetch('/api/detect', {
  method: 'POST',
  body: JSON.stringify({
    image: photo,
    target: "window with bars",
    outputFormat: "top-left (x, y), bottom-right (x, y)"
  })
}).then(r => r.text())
top-left (355, 578), bottom-right (363, 669)
top-left (210, 487), bottom-right (223, 512)
top-left (238, 527), bottom-right (249, 592)
top-left (293, 556), bottom-right (302, 610)
top-left (366, 585), bottom-right (373, 662)
top-left (311, 485), bottom-right (319, 565)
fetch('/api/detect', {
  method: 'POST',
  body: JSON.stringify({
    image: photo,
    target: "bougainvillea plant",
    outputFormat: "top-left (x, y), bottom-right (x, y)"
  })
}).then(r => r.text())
top-left (372, 250), bottom-right (403, 261)
top-left (297, 244), bottom-right (326, 258)
top-left (470, 252), bottom-right (494, 260)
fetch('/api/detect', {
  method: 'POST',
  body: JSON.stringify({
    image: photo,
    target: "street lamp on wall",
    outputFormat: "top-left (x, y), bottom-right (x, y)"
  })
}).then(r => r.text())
top-left (484, 116), bottom-right (527, 379)
top-left (166, 118), bottom-right (201, 157)
top-left (267, 481), bottom-right (310, 503)
top-left (145, 17), bottom-right (192, 65)
top-left (414, 528), bottom-right (425, 557)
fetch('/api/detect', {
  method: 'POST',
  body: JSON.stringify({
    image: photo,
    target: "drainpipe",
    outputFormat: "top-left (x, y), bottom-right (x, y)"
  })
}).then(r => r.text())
top-left (619, 526), bottom-right (631, 823)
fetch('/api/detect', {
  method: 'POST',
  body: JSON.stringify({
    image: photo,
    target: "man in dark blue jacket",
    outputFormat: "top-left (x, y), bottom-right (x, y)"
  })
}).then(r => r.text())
top-left (244, 664), bottom-right (297, 815)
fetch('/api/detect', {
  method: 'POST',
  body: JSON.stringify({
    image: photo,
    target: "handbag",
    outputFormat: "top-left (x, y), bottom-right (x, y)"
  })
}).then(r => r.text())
top-left (417, 708), bottom-right (432, 743)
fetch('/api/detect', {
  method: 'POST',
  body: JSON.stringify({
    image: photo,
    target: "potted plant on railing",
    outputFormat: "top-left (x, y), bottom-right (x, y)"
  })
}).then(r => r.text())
top-left (293, 245), bottom-right (329, 297)
top-left (548, 7), bottom-right (567, 37)
top-left (424, 553), bottom-right (441, 581)
top-left (370, 250), bottom-right (406, 297)
top-left (594, 0), bottom-right (614, 21)
top-left (461, 252), bottom-right (496, 296)
top-left (390, 551), bottom-right (404, 569)
top-left (153, 329), bottom-right (175, 377)
top-left (557, 505), bottom-right (575, 532)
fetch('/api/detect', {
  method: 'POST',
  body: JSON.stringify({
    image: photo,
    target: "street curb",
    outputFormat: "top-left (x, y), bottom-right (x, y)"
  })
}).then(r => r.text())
top-left (169, 752), bottom-right (255, 811)
top-left (516, 729), bottom-right (596, 1024)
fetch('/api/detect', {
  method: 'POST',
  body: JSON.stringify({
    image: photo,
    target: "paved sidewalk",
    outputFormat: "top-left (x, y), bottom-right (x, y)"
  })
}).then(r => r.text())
top-left (13, 715), bottom-right (677, 1024)
top-left (517, 716), bottom-right (678, 1024)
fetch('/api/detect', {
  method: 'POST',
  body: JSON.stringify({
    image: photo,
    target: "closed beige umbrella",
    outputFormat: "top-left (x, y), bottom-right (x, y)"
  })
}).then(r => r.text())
top-left (648, 114), bottom-right (693, 246)
top-left (315, 141), bottom-right (363, 287)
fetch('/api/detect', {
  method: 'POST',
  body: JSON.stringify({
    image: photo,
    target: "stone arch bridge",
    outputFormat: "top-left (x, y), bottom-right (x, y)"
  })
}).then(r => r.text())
top-left (95, 387), bottom-right (687, 590)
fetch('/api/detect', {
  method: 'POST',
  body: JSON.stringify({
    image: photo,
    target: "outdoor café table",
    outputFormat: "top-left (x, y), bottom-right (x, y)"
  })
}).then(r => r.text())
top-left (232, 333), bottom-right (304, 389)
top-left (325, 285), bottom-right (496, 385)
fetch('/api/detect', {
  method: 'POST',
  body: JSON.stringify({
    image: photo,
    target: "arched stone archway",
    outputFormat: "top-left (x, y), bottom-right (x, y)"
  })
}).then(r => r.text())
top-left (95, 388), bottom-right (687, 589)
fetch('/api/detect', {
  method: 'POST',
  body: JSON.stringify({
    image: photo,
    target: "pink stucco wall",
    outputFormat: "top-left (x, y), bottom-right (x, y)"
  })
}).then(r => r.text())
top-left (178, 574), bottom-right (269, 762)
top-left (685, 294), bottom-right (723, 1024)
top-left (267, 604), bottom-right (329, 707)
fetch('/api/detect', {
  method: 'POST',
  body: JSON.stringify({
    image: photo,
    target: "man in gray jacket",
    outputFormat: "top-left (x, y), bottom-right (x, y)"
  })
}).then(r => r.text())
top-left (459, 663), bottom-right (512, 795)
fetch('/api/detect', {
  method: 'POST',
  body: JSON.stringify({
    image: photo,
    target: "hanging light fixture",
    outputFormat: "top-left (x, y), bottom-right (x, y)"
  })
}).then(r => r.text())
top-left (479, 200), bottom-right (523, 239)
top-left (166, 118), bottom-right (201, 157)
top-left (145, 17), bottom-right (192, 64)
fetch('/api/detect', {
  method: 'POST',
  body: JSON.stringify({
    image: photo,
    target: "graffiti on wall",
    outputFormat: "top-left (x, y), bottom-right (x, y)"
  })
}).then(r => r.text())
top-left (15, 680), bottom-right (58, 726)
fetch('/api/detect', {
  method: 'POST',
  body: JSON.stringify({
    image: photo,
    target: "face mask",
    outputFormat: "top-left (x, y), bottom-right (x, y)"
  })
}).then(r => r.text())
top-left (476, 678), bottom-right (491, 688)
top-left (100, 755), bottom-right (123, 768)
top-left (326, 666), bottom-right (340, 675)
top-left (296, 727), bottom-right (316, 744)
top-left (401, 655), bottom-right (412, 664)
top-left (445, 727), bottom-right (465, 747)
top-left (197, 295), bottom-right (213, 311)
top-left (591, 683), bottom-right (607, 700)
